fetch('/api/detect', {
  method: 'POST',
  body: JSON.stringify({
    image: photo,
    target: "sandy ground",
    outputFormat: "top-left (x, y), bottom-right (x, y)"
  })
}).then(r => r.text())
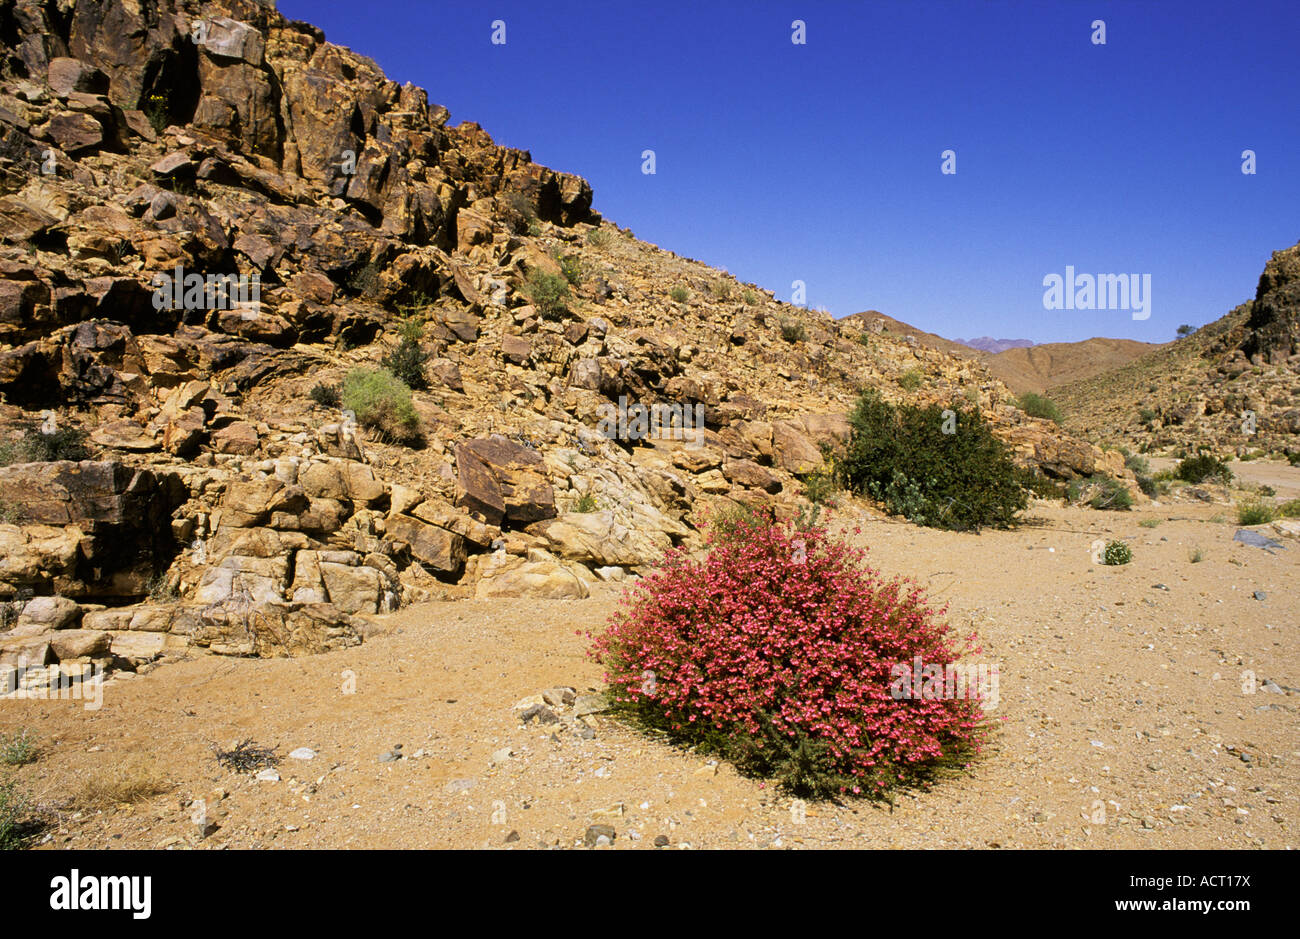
top-left (2, 490), bottom-right (1296, 850)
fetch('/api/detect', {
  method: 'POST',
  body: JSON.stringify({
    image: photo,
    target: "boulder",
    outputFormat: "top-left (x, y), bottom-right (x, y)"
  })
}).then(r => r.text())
top-left (721, 459), bottom-right (782, 493)
top-left (189, 601), bottom-right (364, 657)
top-left (14, 595), bottom-right (81, 631)
top-left (472, 551), bottom-right (589, 600)
top-left (385, 515), bottom-right (466, 575)
top-left (455, 435), bottom-right (556, 526)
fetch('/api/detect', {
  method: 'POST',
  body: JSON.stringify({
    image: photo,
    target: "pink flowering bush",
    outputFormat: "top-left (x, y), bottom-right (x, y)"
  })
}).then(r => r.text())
top-left (588, 513), bottom-right (989, 798)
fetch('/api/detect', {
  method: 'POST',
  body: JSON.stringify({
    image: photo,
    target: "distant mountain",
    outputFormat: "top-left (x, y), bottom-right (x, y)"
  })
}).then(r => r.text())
top-left (846, 313), bottom-right (1157, 395)
top-left (955, 337), bottom-right (1035, 354)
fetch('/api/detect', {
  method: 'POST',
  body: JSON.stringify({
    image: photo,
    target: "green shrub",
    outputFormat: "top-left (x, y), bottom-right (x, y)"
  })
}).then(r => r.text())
top-left (1236, 499), bottom-right (1276, 525)
top-left (670, 285), bottom-right (689, 303)
top-left (1137, 406), bottom-right (1158, 425)
top-left (857, 332), bottom-right (872, 349)
top-left (779, 319), bottom-right (807, 343)
top-left (1277, 499), bottom-right (1300, 518)
top-left (574, 493), bottom-right (598, 513)
top-left (309, 383), bottom-right (341, 408)
top-left (710, 280), bottom-right (732, 300)
top-left (380, 329), bottom-right (430, 390)
top-left (342, 368), bottom-right (421, 444)
top-left (897, 368), bottom-right (923, 392)
top-left (1138, 518), bottom-right (1161, 528)
top-left (1175, 452), bottom-right (1232, 484)
top-left (585, 228), bottom-right (611, 247)
top-left (742, 289), bottom-right (758, 306)
top-left (0, 424), bottom-right (92, 466)
top-left (560, 254), bottom-right (583, 286)
top-left (1017, 392), bottom-right (1063, 424)
top-left (1102, 540), bottom-right (1132, 565)
top-left (838, 391), bottom-right (1027, 531)
top-left (1287, 451), bottom-right (1300, 466)
top-left (525, 269), bottom-right (570, 321)
top-left (1015, 467), bottom-right (1067, 502)
top-left (0, 730), bottom-right (37, 767)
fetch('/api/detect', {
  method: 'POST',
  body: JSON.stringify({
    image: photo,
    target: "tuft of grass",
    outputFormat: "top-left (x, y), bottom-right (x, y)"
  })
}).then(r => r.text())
top-left (1069, 475), bottom-right (1134, 511)
top-left (1138, 518), bottom-right (1161, 528)
top-left (585, 228), bottom-right (611, 247)
top-left (77, 757), bottom-right (172, 807)
top-left (0, 730), bottom-right (38, 767)
top-left (559, 254), bottom-right (583, 286)
top-left (0, 424), bottom-right (92, 466)
top-left (1188, 546), bottom-right (1205, 563)
top-left (779, 319), bottom-right (807, 343)
top-left (669, 285), bottom-right (689, 303)
top-left (1276, 499), bottom-right (1300, 518)
top-left (742, 289), bottom-right (758, 306)
top-left (573, 492), bottom-right (598, 513)
top-left (1017, 392), bottom-right (1063, 424)
top-left (897, 368), bottom-right (923, 392)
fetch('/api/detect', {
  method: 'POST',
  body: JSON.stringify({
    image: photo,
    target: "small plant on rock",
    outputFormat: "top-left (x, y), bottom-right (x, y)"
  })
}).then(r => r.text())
top-left (670, 285), bottom-right (689, 303)
top-left (780, 319), bottom-right (807, 343)
top-left (589, 515), bottom-right (989, 799)
top-left (342, 368), bottom-right (421, 445)
top-left (381, 319), bottom-right (430, 390)
top-left (1017, 392), bottom-right (1063, 424)
top-left (1175, 452), bottom-right (1232, 485)
top-left (525, 270), bottom-right (571, 321)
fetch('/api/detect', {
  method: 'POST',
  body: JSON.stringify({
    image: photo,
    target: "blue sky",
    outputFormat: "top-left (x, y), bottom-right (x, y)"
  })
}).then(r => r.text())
top-left (280, 0), bottom-right (1299, 344)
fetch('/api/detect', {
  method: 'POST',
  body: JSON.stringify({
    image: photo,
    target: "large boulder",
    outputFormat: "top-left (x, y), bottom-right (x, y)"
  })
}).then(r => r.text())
top-left (189, 601), bottom-right (364, 658)
top-left (455, 436), bottom-right (556, 526)
top-left (385, 515), bottom-right (466, 576)
top-left (471, 551), bottom-right (590, 600)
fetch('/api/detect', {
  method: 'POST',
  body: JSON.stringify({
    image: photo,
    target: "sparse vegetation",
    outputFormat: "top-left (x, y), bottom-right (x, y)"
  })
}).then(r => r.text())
top-left (77, 757), bottom-right (172, 807)
top-left (0, 778), bottom-right (32, 850)
top-left (1176, 324), bottom-right (1194, 337)
top-left (1139, 518), bottom-right (1160, 528)
top-left (146, 572), bottom-right (180, 603)
top-left (1236, 499), bottom-right (1276, 526)
top-left (800, 471), bottom-right (837, 506)
top-left (1189, 546), bottom-right (1205, 563)
top-left (670, 285), bottom-right (689, 303)
top-left (897, 368), bottom-right (923, 392)
top-left (573, 493), bottom-right (598, 513)
top-left (143, 91), bottom-right (169, 134)
top-left (839, 391), bottom-right (1027, 531)
top-left (1017, 392), bottom-right (1063, 424)
top-left (342, 368), bottom-right (421, 444)
top-left (525, 269), bottom-right (571, 321)
top-left (559, 254), bottom-right (583, 286)
top-left (0, 730), bottom-right (37, 767)
top-left (1102, 540), bottom-right (1132, 566)
top-left (742, 289), bottom-right (758, 305)
top-left (1175, 452), bottom-right (1233, 485)
top-left (585, 228), bottom-right (611, 247)
top-left (710, 279), bottom-right (732, 300)
top-left (1277, 499), bottom-right (1300, 518)
top-left (1069, 475), bottom-right (1134, 511)
top-left (779, 319), bottom-right (807, 343)
top-left (213, 739), bottom-right (280, 774)
top-left (309, 382), bottom-right (342, 408)
top-left (0, 423), bottom-right (92, 466)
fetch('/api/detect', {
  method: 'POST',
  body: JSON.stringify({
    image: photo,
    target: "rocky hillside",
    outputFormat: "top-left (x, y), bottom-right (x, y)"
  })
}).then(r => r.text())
top-left (0, 0), bottom-right (1133, 680)
top-left (1055, 241), bottom-right (1300, 455)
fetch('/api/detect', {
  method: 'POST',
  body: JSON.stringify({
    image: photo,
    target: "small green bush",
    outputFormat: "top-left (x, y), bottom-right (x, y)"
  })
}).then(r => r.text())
top-left (1102, 540), bottom-right (1132, 565)
top-left (585, 228), bottom-right (611, 247)
top-left (1015, 467), bottom-right (1067, 502)
top-left (0, 729), bottom-right (37, 767)
top-left (342, 368), bottom-right (421, 445)
top-left (742, 289), bottom-right (758, 306)
top-left (839, 391), bottom-right (1027, 531)
top-left (574, 493), bottom-right (598, 513)
top-left (897, 368), bottom-right (923, 392)
top-left (1137, 406), bottom-right (1158, 425)
top-left (1236, 499), bottom-right (1276, 526)
top-left (711, 280), bottom-right (732, 300)
top-left (1017, 392), bottom-right (1063, 424)
top-left (1277, 499), bottom-right (1300, 518)
top-left (1175, 452), bottom-right (1232, 484)
top-left (670, 285), bottom-right (689, 303)
top-left (779, 319), bottom-right (807, 343)
top-left (381, 328), bottom-right (430, 391)
top-left (1287, 451), bottom-right (1300, 466)
top-left (525, 270), bottom-right (571, 321)
top-left (309, 383), bottom-right (341, 408)
top-left (559, 254), bottom-right (583, 286)
top-left (0, 424), bottom-right (92, 466)
top-left (1138, 518), bottom-right (1160, 528)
